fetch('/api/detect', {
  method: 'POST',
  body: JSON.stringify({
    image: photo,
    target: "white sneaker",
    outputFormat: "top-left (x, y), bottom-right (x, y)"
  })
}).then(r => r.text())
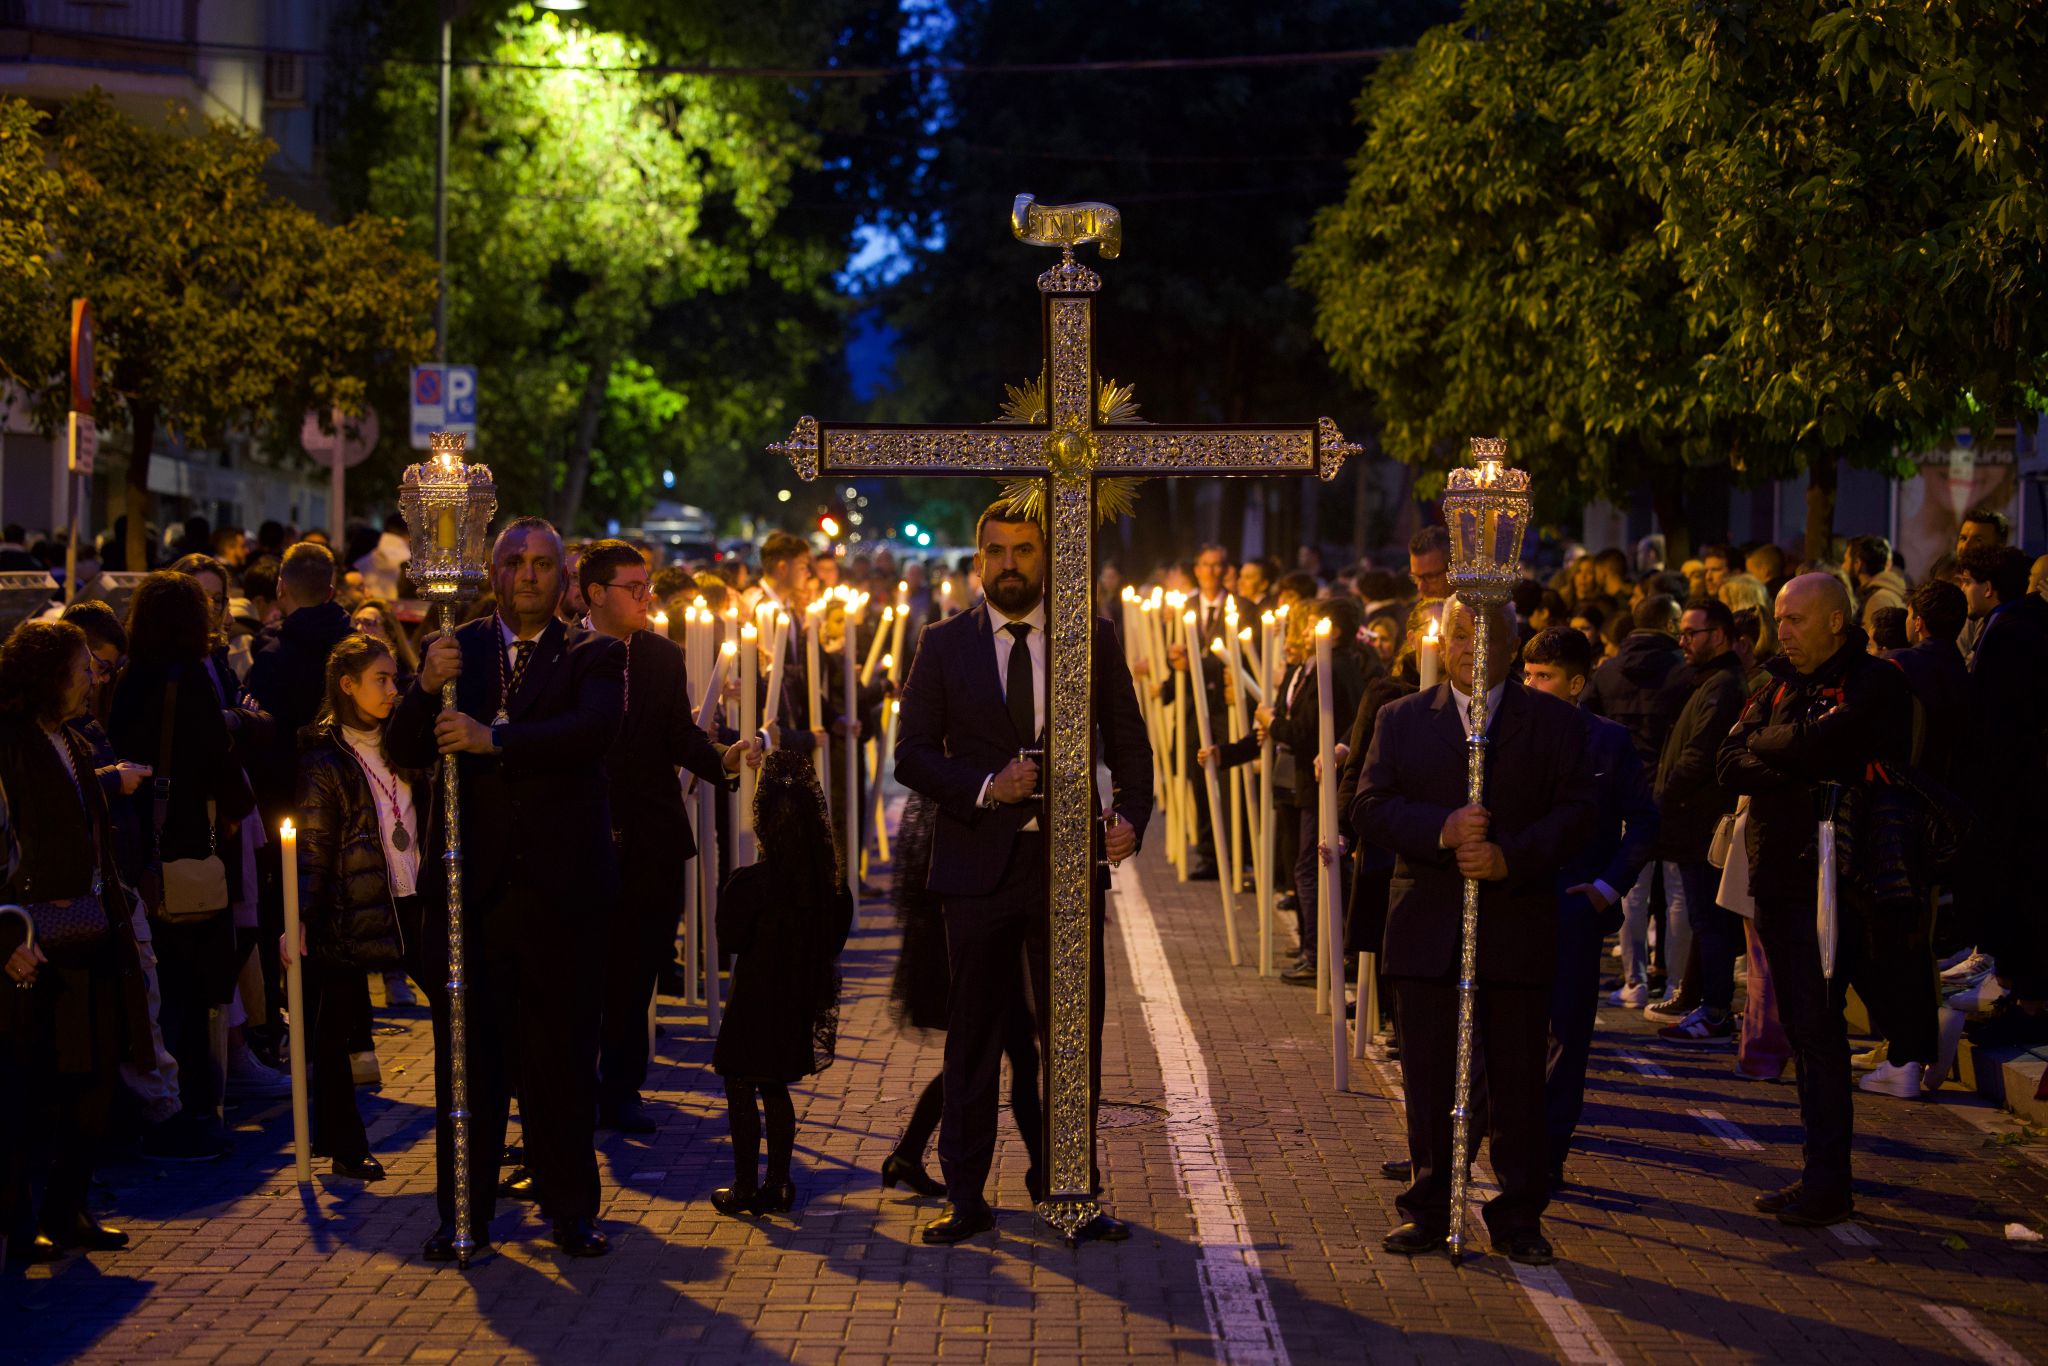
top-left (350, 1051), bottom-right (383, 1088)
top-left (383, 972), bottom-right (419, 1007)
top-left (226, 1039), bottom-right (292, 1098)
top-left (1858, 1061), bottom-right (1925, 1099)
top-left (1850, 1042), bottom-right (1888, 1070)
top-left (1945, 975), bottom-right (2009, 1014)
top-left (1609, 981), bottom-right (1649, 1009)
top-left (1941, 950), bottom-right (1994, 983)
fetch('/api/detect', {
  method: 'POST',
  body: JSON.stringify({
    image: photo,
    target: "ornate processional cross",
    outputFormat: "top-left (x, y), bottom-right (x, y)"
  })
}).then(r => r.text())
top-left (770, 194), bottom-right (1359, 1242)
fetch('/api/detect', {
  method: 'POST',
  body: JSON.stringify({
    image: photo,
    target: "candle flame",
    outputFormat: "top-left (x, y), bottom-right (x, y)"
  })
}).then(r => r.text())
top-left (741, 623), bottom-right (758, 641)
top-left (1261, 610), bottom-right (1275, 625)
top-left (1209, 638), bottom-right (1227, 654)
top-left (1315, 617), bottom-right (1332, 637)
top-left (882, 653), bottom-right (894, 669)
top-left (1423, 616), bottom-right (1441, 643)
top-left (280, 817), bottom-right (295, 838)
top-left (1238, 627), bottom-right (1253, 642)
top-left (1182, 609), bottom-right (1196, 626)
top-left (721, 640), bottom-right (737, 657)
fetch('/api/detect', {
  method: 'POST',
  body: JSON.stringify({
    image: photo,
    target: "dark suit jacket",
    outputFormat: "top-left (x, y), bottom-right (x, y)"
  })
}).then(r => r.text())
top-left (1352, 679), bottom-right (1597, 986)
top-left (244, 600), bottom-right (353, 823)
top-left (388, 615), bottom-right (625, 911)
top-left (1566, 711), bottom-right (1659, 935)
top-left (895, 600), bottom-right (1153, 900)
top-left (607, 629), bottom-right (729, 864)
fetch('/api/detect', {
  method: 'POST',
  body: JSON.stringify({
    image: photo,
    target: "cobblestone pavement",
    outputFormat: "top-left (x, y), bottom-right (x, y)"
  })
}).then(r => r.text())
top-left (6, 843), bottom-right (2046, 1365)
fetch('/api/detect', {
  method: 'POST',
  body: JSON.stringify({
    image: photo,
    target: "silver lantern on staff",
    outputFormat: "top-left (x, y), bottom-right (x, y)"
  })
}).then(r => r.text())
top-left (398, 430), bottom-right (497, 1269)
top-left (1439, 435), bottom-right (1531, 1265)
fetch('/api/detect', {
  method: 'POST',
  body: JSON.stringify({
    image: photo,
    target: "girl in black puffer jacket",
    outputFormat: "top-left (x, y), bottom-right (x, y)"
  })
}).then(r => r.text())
top-left (282, 635), bottom-right (422, 1182)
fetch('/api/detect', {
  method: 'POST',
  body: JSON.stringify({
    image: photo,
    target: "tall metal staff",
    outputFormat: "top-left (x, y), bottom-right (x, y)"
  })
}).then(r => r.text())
top-left (398, 431), bottom-right (497, 1270)
top-left (1440, 436), bottom-right (1531, 1265)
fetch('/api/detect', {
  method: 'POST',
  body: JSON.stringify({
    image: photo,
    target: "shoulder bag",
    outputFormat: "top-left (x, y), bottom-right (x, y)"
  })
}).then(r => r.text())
top-left (144, 672), bottom-right (230, 925)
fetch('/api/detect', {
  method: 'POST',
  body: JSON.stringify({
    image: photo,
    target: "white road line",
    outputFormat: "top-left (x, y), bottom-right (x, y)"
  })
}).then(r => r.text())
top-left (1921, 1304), bottom-right (2030, 1366)
top-left (1687, 1108), bottom-right (1764, 1151)
top-left (1114, 871), bottom-right (1289, 1366)
top-left (1614, 1051), bottom-right (1671, 1079)
top-left (1355, 1011), bottom-right (1622, 1365)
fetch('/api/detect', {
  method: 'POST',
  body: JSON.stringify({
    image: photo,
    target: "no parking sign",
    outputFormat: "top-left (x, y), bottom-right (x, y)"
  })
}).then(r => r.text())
top-left (410, 363), bottom-right (477, 448)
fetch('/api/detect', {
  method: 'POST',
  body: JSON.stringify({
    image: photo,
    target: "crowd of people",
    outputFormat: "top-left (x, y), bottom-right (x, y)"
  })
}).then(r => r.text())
top-left (0, 490), bottom-right (2042, 1272)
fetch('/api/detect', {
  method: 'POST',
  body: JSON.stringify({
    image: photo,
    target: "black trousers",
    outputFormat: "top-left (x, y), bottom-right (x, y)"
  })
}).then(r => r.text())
top-left (1545, 894), bottom-right (1606, 1172)
top-left (896, 1001), bottom-right (1044, 1171)
top-left (303, 948), bottom-right (377, 1164)
top-left (1394, 976), bottom-right (1549, 1240)
top-left (150, 912), bottom-right (238, 1128)
top-left (401, 889), bottom-right (606, 1233)
top-left (1753, 891), bottom-right (1857, 1199)
top-left (937, 831), bottom-right (1103, 1214)
top-left (1851, 896), bottom-right (1938, 1067)
top-left (597, 836), bottom-right (687, 1110)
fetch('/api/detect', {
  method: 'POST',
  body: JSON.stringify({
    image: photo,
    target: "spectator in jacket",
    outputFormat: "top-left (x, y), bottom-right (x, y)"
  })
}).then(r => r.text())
top-left (1653, 599), bottom-right (1749, 1041)
top-left (1586, 594), bottom-right (1695, 1009)
top-left (1957, 545), bottom-right (2048, 1050)
top-left (246, 544), bottom-right (354, 828)
top-left (0, 621), bottom-right (154, 1266)
top-left (1717, 574), bottom-right (1913, 1224)
top-left (1887, 581), bottom-right (1971, 793)
top-left (111, 572), bottom-right (256, 1155)
top-left (1521, 627), bottom-right (1658, 1187)
top-left (1843, 536), bottom-right (1908, 636)
top-left (281, 634), bottom-right (416, 1182)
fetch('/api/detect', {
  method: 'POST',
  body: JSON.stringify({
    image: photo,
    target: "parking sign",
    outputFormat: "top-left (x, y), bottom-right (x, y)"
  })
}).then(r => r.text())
top-left (410, 364), bottom-right (478, 448)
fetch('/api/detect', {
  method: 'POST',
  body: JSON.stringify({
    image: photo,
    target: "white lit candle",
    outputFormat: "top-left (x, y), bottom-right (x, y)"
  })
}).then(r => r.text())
top-left (280, 818), bottom-right (311, 1185)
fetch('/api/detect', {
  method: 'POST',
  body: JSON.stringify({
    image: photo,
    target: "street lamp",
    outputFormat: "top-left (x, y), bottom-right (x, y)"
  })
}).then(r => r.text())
top-left (1438, 434), bottom-right (1530, 1267)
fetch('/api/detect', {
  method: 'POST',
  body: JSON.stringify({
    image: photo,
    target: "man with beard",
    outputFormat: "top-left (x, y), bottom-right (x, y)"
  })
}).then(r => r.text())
top-left (388, 516), bottom-right (625, 1261)
top-left (894, 500), bottom-right (1153, 1246)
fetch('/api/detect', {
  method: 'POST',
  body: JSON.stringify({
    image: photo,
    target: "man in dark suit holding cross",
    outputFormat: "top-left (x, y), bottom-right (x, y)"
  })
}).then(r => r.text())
top-left (895, 499), bottom-right (1153, 1246)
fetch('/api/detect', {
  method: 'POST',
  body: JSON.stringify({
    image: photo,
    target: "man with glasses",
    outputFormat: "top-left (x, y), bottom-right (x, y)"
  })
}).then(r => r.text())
top-left (1652, 598), bottom-right (1748, 1043)
top-left (580, 540), bottom-right (756, 1134)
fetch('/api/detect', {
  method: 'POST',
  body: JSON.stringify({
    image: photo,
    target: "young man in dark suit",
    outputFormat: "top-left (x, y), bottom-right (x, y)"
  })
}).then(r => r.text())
top-left (389, 516), bottom-right (625, 1262)
top-left (1354, 597), bottom-right (1597, 1266)
top-left (577, 540), bottom-right (755, 1135)
top-left (894, 500), bottom-right (1153, 1246)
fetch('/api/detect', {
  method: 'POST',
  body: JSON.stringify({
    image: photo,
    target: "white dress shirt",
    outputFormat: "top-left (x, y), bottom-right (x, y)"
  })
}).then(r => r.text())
top-left (342, 724), bottom-right (419, 897)
top-left (1448, 680), bottom-right (1506, 738)
top-left (976, 600), bottom-right (1048, 825)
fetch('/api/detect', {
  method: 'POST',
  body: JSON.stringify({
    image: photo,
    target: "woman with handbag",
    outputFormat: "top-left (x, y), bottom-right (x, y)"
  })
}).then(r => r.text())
top-left (110, 571), bottom-right (254, 1155)
top-left (0, 621), bottom-right (155, 1267)
top-left (279, 634), bottom-right (419, 1182)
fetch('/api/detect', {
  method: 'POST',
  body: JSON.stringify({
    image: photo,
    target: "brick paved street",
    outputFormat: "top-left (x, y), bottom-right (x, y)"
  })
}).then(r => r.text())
top-left (6, 843), bottom-right (2046, 1365)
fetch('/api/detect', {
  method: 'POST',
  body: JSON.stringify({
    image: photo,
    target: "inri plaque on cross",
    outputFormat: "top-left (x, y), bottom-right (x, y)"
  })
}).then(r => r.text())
top-left (770, 193), bottom-right (1359, 1241)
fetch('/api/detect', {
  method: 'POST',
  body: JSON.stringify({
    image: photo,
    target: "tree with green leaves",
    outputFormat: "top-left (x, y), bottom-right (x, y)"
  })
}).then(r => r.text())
top-left (0, 100), bottom-right (63, 400)
top-left (0, 91), bottom-right (436, 568)
top-left (1302, 1), bottom-right (2048, 555)
top-left (338, 0), bottom-right (922, 534)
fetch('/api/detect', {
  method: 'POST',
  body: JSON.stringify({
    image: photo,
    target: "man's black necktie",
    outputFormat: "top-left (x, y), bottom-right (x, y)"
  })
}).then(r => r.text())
top-left (1004, 621), bottom-right (1035, 743)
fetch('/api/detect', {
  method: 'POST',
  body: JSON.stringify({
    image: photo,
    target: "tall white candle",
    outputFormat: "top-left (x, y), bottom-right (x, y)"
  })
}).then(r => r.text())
top-left (805, 601), bottom-right (826, 781)
top-left (1314, 615), bottom-right (1348, 1090)
top-left (1420, 613), bottom-right (1441, 689)
top-left (280, 819), bottom-right (311, 1185)
top-left (739, 622), bottom-right (759, 859)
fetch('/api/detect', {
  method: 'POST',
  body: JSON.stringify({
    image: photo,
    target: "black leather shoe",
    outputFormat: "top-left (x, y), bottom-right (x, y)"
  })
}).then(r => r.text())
top-left (329, 1155), bottom-right (386, 1183)
top-left (499, 1166), bottom-right (537, 1200)
top-left (552, 1218), bottom-right (609, 1257)
top-left (920, 1206), bottom-right (995, 1245)
top-left (1024, 1166), bottom-right (1046, 1204)
top-left (1380, 1158), bottom-right (1412, 1181)
top-left (1280, 959), bottom-right (1319, 986)
top-left (881, 1153), bottom-right (945, 1198)
top-left (1073, 1213), bottom-right (1130, 1244)
top-left (1752, 1182), bottom-right (1804, 1214)
top-left (1544, 1165), bottom-right (1567, 1193)
top-left (1383, 1222), bottom-right (1447, 1255)
top-left (42, 1215), bottom-right (129, 1251)
top-left (421, 1224), bottom-right (490, 1263)
top-left (752, 1181), bottom-right (795, 1215)
top-left (710, 1186), bottom-right (758, 1218)
top-left (16, 1233), bottom-right (63, 1265)
top-left (599, 1100), bottom-right (658, 1135)
top-left (1776, 1190), bottom-right (1854, 1227)
top-left (1493, 1230), bottom-right (1554, 1265)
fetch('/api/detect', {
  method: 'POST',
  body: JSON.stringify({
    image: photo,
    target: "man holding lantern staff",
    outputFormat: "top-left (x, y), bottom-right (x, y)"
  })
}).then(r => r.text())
top-left (388, 515), bottom-right (625, 1262)
top-left (1354, 594), bottom-right (1596, 1266)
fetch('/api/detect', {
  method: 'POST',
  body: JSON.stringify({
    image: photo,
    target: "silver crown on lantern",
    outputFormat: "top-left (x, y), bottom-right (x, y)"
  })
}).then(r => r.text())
top-left (400, 431), bottom-right (498, 602)
top-left (1442, 436), bottom-right (1531, 603)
